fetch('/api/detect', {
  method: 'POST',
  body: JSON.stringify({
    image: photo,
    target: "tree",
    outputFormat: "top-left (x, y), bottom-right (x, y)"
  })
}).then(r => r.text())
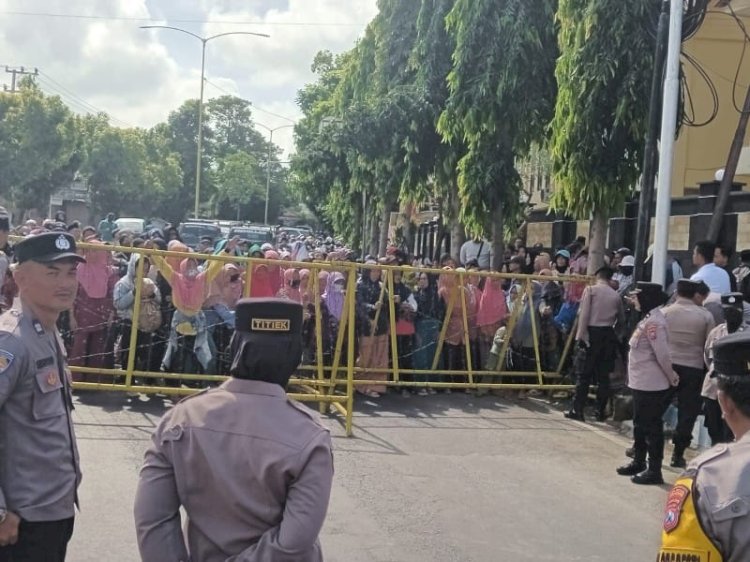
top-left (214, 151), bottom-right (263, 215)
top-left (438, 0), bottom-right (558, 267)
top-left (0, 81), bottom-right (78, 215)
top-left (550, 0), bottom-right (656, 273)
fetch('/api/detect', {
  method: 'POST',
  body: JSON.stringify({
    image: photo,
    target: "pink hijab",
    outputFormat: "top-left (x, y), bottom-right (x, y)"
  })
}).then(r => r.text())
top-left (170, 258), bottom-right (209, 314)
top-left (167, 240), bottom-right (190, 271)
top-left (279, 268), bottom-right (302, 303)
top-left (77, 240), bottom-right (112, 298)
top-left (264, 250), bottom-right (282, 295)
top-left (477, 277), bottom-right (508, 327)
top-left (250, 264), bottom-right (274, 298)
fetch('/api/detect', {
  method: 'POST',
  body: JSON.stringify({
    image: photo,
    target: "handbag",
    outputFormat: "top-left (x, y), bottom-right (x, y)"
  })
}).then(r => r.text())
top-left (137, 298), bottom-right (162, 333)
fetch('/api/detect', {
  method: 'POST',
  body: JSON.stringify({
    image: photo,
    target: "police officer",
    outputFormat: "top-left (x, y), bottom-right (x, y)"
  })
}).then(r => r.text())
top-left (663, 279), bottom-right (716, 468)
top-left (617, 282), bottom-right (679, 485)
top-left (0, 232), bottom-right (85, 561)
top-left (134, 298), bottom-right (334, 562)
top-left (658, 330), bottom-right (750, 562)
top-left (702, 293), bottom-right (747, 446)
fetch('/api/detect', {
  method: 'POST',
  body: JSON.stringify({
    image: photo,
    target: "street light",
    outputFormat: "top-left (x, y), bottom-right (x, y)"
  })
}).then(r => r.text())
top-left (255, 122), bottom-right (295, 225)
top-left (140, 25), bottom-right (269, 218)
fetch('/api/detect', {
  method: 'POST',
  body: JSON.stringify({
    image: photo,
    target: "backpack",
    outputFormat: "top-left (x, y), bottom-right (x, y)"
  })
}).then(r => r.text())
top-left (738, 266), bottom-right (750, 302)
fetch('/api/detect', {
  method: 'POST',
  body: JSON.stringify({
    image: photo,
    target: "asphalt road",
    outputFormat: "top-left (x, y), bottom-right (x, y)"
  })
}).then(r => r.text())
top-left (67, 390), bottom-right (676, 562)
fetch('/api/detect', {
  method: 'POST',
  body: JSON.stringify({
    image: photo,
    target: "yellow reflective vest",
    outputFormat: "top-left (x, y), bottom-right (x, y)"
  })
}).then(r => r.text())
top-left (658, 476), bottom-right (723, 562)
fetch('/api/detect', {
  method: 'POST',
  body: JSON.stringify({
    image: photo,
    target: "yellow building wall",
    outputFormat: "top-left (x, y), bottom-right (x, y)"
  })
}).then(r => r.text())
top-left (673, 12), bottom-right (750, 195)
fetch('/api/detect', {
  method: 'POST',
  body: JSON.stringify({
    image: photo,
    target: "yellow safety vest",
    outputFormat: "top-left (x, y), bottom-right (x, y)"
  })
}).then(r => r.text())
top-left (657, 476), bottom-right (723, 562)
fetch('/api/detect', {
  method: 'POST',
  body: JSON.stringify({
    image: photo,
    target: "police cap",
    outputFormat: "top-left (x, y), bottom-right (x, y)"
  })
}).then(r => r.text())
top-left (712, 331), bottom-right (750, 379)
top-left (15, 232), bottom-right (85, 264)
top-left (721, 292), bottom-right (744, 309)
top-left (740, 249), bottom-right (750, 264)
top-left (234, 297), bottom-right (303, 338)
top-left (633, 281), bottom-right (663, 297)
top-left (676, 278), bottom-right (699, 295)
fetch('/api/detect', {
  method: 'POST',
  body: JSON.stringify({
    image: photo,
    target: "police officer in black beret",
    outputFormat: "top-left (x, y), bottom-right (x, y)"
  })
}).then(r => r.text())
top-left (0, 232), bottom-right (85, 561)
top-left (658, 330), bottom-right (750, 560)
top-left (135, 298), bottom-right (334, 562)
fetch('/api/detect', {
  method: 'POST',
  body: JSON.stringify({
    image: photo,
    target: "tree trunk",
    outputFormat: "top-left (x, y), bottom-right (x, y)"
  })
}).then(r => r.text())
top-left (378, 204), bottom-right (391, 257)
top-left (369, 210), bottom-right (380, 257)
top-left (707, 80), bottom-right (750, 242)
top-left (491, 202), bottom-right (505, 271)
top-left (449, 191), bottom-right (465, 264)
top-left (587, 208), bottom-right (608, 275)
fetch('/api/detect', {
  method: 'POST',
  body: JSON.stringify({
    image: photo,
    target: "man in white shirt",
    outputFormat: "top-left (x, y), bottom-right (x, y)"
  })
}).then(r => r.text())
top-left (459, 237), bottom-right (493, 270)
top-left (690, 240), bottom-right (731, 295)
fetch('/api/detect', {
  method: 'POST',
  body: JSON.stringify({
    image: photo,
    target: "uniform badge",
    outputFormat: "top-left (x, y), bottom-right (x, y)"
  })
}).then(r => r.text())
top-left (663, 484), bottom-right (690, 533)
top-left (647, 324), bottom-right (658, 341)
top-left (32, 320), bottom-right (44, 335)
top-left (46, 370), bottom-right (59, 387)
top-left (0, 350), bottom-right (14, 374)
top-left (55, 235), bottom-right (71, 251)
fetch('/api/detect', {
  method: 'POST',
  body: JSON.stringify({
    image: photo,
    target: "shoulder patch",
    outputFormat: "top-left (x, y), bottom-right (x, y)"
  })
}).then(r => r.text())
top-left (647, 324), bottom-right (659, 340)
top-left (663, 483), bottom-right (691, 533)
top-left (0, 349), bottom-right (13, 374)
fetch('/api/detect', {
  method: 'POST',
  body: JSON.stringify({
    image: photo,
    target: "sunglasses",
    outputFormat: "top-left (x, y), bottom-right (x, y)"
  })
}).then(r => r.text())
top-left (229, 274), bottom-right (241, 282)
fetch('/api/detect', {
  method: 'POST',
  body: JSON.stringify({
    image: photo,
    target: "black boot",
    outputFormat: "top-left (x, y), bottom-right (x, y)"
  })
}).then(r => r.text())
top-left (616, 460), bottom-right (646, 476)
top-left (625, 447), bottom-right (635, 459)
top-left (670, 452), bottom-right (687, 469)
top-left (595, 409), bottom-right (609, 422)
top-left (564, 410), bottom-right (585, 421)
top-left (631, 462), bottom-right (664, 485)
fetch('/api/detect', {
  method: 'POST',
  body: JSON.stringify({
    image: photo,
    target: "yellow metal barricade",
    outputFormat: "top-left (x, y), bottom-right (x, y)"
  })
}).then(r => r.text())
top-left (20, 235), bottom-right (592, 437)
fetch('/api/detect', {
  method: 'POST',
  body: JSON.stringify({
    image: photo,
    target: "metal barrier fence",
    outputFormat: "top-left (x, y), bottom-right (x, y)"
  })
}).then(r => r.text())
top-left (24, 239), bottom-right (590, 436)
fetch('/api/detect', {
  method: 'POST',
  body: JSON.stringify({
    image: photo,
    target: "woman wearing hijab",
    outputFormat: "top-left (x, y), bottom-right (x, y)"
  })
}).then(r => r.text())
top-left (475, 272), bottom-right (508, 395)
top-left (204, 263), bottom-right (244, 373)
top-left (264, 250), bottom-right (283, 296)
top-left (439, 267), bottom-right (465, 392)
top-left (413, 270), bottom-right (444, 395)
top-left (70, 233), bottom-right (115, 378)
top-left (278, 268), bottom-right (303, 303)
top-left (355, 260), bottom-right (390, 398)
top-left (151, 239), bottom-right (238, 374)
top-left (392, 269), bottom-right (418, 397)
top-left (302, 269), bottom-right (337, 367)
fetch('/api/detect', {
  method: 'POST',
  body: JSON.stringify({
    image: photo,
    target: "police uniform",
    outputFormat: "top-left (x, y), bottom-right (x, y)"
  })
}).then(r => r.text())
top-left (134, 298), bottom-right (334, 562)
top-left (663, 279), bottom-right (716, 467)
top-left (702, 293), bottom-right (746, 446)
top-left (658, 330), bottom-right (750, 562)
top-left (0, 233), bottom-right (84, 562)
top-left (618, 282), bottom-right (676, 485)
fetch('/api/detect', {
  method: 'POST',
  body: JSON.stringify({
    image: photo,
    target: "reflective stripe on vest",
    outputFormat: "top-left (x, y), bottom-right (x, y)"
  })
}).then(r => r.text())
top-left (657, 476), bottom-right (723, 562)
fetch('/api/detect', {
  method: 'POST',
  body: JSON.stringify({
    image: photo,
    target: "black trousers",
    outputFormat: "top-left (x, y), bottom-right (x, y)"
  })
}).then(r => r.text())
top-left (572, 326), bottom-right (617, 414)
top-left (0, 517), bottom-right (74, 562)
top-left (670, 364), bottom-right (706, 451)
top-left (703, 397), bottom-right (734, 445)
top-left (632, 389), bottom-right (672, 465)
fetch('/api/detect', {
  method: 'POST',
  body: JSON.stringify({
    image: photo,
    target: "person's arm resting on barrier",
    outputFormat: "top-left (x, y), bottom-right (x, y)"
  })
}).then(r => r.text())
top-left (228, 432), bottom-right (334, 562)
top-left (134, 413), bottom-right (189, 562)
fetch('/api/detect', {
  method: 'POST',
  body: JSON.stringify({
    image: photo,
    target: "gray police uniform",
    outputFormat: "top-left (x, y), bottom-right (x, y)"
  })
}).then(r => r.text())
top-left (0, 305), bottom-right (81, 522)
top-left (135, 298), bottom-right (334, 562)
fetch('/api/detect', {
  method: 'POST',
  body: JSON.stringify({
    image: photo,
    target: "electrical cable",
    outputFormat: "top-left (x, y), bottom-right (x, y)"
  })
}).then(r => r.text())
top-left (679, 50), bottom-right (720, 127)
top-left (0, 10), bottom-right (365, 27)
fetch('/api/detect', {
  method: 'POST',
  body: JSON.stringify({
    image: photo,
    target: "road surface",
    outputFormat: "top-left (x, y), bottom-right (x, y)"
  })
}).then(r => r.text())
top-left (67, 390), bottom-right (675, 562)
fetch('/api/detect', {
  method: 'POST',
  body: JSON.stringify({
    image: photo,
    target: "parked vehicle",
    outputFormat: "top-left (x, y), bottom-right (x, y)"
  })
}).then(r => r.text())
top-left (178, 222), bottom-right (222, 249)
top-left (115, 218), bottom-right (146, 235)
top-left (229, 225), bottom-right (274, 246)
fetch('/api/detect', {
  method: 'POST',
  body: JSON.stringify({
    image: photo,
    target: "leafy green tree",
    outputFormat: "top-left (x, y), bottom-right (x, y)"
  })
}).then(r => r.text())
top-left (550, 0), bottom-right (655, 272)
top-left (0, 82), bottom-right (78, 215)
top-left (438, 0), bottom-right (558, 267)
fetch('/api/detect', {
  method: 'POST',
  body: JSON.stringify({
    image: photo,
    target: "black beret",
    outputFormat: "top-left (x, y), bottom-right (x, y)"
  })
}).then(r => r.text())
top-left (721, 292), bottom-right (744, 308)
top-left (676, 278), bottom-right (699, 293)
top-left (15, 232), bottom-right (85, 264)
top-left (740, 249), bottom-right (750, 263)
top-left (234, 298), bottom-right (303, 336)
top-left (713, 331), bottom-right (750, 378)
top-left (634, 281), bottom-right (663, 296)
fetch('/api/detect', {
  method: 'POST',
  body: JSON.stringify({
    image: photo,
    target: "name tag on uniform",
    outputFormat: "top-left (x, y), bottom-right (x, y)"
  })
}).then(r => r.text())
top-left (36, 357), bottom-right (55, 369)
top-left (657, 548), bottom-right (710, 562)
top-left (251, 318), bottom-right (290, 332)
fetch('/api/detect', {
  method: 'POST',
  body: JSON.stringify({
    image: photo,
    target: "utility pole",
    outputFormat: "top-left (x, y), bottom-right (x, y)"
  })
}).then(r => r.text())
top-left (3, 66), bottom-right (38, 93)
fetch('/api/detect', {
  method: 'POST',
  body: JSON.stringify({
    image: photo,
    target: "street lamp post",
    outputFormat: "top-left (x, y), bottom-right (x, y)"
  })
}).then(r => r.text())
top-left (256, 123), bottom-right (295, 225)
top-left (140, 25), bottom-right (269, 218)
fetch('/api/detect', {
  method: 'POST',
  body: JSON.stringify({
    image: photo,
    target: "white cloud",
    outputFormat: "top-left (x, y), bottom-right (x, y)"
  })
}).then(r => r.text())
top-left (0, 0), bottom-right (378, 155)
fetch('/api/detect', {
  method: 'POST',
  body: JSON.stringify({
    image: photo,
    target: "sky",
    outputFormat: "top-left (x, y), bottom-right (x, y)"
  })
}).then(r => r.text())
top-left (0, 0), bottom-right (379, 158)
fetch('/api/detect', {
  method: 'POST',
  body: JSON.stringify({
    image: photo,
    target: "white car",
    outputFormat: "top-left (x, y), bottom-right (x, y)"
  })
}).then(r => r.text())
top-left (115, 218), bottom-right (145, 235)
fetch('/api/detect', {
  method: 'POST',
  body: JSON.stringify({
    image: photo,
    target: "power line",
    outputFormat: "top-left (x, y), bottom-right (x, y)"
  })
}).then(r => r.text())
top-left (35, 73), bottom-right (135, 127)
top-left (0, 10), bottom-right (365, 27)
top-left (203, 78), bottom-right (297, 123)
